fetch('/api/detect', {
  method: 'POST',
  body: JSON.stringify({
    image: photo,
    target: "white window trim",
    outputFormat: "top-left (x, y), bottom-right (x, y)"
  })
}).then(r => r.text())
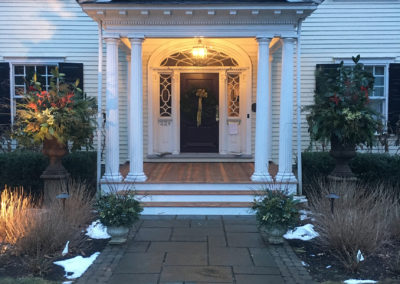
top-left (333, 57), bottom-right (395, 122)
top-left (7, 57), bottom-right (65, 125)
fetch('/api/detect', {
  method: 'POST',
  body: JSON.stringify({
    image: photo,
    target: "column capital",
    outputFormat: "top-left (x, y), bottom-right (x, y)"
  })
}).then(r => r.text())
top-left (103, 33), bottom-right (120, 41)
top-left (282, 37), bottom-right (296, 43)
top-left (256, 36), bottom-right (272, 44)
top-left (128, 34), bottom-right (145, 44)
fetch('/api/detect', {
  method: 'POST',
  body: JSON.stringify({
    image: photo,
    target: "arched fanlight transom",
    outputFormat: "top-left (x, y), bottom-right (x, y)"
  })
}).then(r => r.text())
top-left (160, 49), bottom-right (239, 67)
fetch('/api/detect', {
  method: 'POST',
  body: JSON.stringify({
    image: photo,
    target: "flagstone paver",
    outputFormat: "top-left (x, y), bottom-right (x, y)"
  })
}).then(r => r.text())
top-left (77, 215), bottom-right (315, 284)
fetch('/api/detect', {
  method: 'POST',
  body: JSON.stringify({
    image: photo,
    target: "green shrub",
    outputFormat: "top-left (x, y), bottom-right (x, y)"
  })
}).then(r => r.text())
top-left (62, 151), bottom-right (97, 191)
top-left (300, 152), bottom-right (400, 196)
top-left (0, 151), bottom-right (47, 196)
top-left (0, 150), bottom-right (97, 196)
top-left (350, 153), bottom-right (400, 188)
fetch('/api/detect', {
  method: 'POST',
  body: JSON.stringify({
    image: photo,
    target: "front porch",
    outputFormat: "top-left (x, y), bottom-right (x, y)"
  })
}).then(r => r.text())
top-left (121, 162), bottom-right (278, 183)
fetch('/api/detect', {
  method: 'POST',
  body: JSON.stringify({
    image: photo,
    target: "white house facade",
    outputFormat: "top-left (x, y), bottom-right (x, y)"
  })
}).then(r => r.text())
top-left (1, 0), bottom-right (400, 214)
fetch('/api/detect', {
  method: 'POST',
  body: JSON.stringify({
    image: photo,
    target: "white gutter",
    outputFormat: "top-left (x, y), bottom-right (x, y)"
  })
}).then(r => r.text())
top-left (96, 21), bottom-right (103, 195)
top-left (296, 19), bottom-right (303, 196)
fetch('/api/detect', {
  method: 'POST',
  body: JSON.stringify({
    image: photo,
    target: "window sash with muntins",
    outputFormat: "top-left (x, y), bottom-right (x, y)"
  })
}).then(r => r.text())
top-left (159, 73), bottom-right (172, 117)
top-left (364, 65), bottom-right (387, 120)
top-left (227, 73), bottom-right (240, 117)
top-left (11, 64), bottom-right (57, 123)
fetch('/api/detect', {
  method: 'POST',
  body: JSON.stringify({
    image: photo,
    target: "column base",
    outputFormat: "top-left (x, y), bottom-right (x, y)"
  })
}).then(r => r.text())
top-left (125, 172), bottom-right (147, 183)
top-left (251, 172), bottom-right (273, 182)
top-left (101, 173), bottom-right (123, 183)
top-left (275, 172), bottom-right (297, 183)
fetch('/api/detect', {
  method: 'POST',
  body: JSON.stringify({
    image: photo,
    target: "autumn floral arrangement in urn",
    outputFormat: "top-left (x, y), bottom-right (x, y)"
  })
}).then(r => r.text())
top-left (14, 68), bottom-right (96, 200)
top-left (305, 55), bottom-right (382, 179)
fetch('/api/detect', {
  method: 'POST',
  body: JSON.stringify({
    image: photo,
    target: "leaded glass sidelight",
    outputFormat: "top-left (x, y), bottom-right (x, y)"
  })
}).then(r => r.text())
top-left (227, 74), bottom-right (240, 117)
top-left (161, 49), bottom-right (238, 67)
top-left (159, 73), bottom-right (172, 117)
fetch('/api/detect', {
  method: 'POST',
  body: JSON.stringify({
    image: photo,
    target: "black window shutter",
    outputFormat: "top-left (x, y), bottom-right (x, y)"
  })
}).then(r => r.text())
top-left (0, 62), bottom-right (10, 130)
top-left (315, 64), bottom-right (340, 95)
top-left (388, 63), bottom-right (400, 131)
top-left (59, 63), bottom-right (84, 92)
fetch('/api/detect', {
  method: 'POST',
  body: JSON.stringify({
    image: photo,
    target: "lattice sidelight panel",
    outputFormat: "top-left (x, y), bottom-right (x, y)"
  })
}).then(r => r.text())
top-left (161, 49), bottom-right (238, 67)
top-left (159, 73), bottom-right (172, 117)
top-left (227, 73), bottom-right (240, 117)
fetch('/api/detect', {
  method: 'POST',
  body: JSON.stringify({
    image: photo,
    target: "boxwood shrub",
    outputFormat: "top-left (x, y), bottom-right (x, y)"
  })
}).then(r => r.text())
top-left (300, 151), bottom-right (400, 196)
top-left (0, 150), bottom-right (97, 197)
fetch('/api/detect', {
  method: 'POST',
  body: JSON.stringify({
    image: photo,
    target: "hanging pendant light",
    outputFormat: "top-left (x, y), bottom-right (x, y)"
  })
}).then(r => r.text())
top-left (192, 38), bottom-right (207, 59)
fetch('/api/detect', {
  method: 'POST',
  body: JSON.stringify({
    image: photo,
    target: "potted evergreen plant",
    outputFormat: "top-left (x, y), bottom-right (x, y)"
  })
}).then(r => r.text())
top-left (95, 190), bottom-right (143, 244)
top-left (305, 55), bottom-right (382, 179)
top-left (252, 190), bottom-right (299, 244)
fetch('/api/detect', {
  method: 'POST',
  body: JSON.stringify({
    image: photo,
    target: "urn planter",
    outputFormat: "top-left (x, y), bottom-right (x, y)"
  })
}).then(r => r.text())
top-left (107, 226), bottom-right (130, 245)
top-left (261, 226), bottom-right (287, 245)
top-left (328, 137), bottom-right (357, 181)
top-left (40, 137), bottom-right (70, 206)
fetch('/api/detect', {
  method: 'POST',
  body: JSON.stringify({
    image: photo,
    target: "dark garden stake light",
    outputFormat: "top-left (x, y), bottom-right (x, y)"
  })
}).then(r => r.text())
top-left (326, 193), bottom-right (339, 214)
top-left (56, 192), bottom-right (70, 210)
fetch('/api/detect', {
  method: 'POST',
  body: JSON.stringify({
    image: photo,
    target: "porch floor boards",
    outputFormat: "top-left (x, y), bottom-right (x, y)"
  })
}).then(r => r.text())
top-left (120, 162), bottom-right (278, 184)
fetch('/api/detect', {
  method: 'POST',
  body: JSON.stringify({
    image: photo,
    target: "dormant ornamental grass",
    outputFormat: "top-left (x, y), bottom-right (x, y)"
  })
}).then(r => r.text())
top-left (0, 181), bottom-right (94, 275)
top-left (309, 181), bottom-right (399, 272)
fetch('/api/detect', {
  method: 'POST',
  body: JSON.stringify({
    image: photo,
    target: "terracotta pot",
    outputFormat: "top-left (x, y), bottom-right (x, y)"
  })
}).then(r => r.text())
top-left (329, 136), bottom-right (356, 179)
top-left (41, 137), bottom-right (68, 177)
top-left (107, 226), bottom-right (130, 245)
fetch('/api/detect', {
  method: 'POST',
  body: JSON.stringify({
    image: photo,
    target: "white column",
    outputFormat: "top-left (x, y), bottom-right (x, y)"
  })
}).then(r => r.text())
top-left (266, 55), bottom-right (273, 163)
top-left (102, 37), bottom-right (123, 182)
top-left (251, 37), bottom-right (272, 182)
top-left (276, 38), bottom-right (297, 183)
top-left (126, 55), bottom-right (131, 161)
top-left (126, 37), bottom-right (147, 182)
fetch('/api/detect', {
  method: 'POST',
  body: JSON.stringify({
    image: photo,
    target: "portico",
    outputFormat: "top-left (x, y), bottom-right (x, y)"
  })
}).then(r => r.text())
top-left (80, 0), bottom-right (319, 213)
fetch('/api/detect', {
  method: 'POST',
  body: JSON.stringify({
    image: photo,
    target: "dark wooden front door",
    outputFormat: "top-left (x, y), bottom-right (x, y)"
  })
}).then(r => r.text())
top-left (180, 73), bottom-right (219, 153)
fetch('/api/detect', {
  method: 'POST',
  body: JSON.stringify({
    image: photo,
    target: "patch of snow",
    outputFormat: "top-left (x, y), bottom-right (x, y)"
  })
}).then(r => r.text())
top-left (301, 261), bottom-right (309, 267)
top-left (54, 252), bottom-right (100, 279)
top-left (62, 241), bottom-right (69, 256)
top-left (344, 280), bottom-right (377, 284)
top-left (293, 195), bottom-right (308, 203)
top-left (326, 265), bottom-right (331, 269)
top-left (299, 209), bottom-right (312, 221)
top-left (357, 250), bottom-right (365, 263)
top-left (283, 224), bottom-right (319, 241)
top-left (86, 220), bottom-right (110, 239)
top-left (63, 282), bottom-right (73, 284)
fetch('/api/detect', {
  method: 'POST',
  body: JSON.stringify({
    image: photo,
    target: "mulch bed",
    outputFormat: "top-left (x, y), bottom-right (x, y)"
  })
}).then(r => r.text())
top-left (0, 233), bottom-right (109, 281)
top-left (288, 239), bottom-right (400, 283)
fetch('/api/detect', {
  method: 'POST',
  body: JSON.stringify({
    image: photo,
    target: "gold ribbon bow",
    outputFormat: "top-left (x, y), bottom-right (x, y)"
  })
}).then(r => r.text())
top-left (195, 89), bottom-right (208, 127)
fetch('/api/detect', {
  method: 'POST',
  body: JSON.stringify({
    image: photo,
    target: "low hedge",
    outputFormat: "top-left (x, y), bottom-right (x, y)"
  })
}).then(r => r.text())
top-left (0, 150), bottom-right (97, 196)
top-left (300, 151), bottom-right (400, 196)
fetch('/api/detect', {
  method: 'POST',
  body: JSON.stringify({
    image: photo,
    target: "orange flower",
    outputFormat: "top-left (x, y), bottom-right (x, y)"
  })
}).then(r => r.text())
top-left (27, 102), bottom-right (38, 112)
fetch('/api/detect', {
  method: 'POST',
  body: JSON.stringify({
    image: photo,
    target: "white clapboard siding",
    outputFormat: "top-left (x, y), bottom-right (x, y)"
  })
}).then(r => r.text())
top-left (300, 0), bottom-right (400, 153)
top-left (0, 0), bottom-right (100, 144)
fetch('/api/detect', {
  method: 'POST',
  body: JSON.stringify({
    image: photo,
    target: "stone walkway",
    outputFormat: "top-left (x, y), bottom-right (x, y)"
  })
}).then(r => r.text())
top-left (78, 215), bottom-right (314, 284)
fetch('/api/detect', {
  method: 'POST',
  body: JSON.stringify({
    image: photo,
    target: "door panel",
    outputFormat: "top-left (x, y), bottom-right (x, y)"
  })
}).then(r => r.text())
top-left (180, 73), bottom-right (219, 153)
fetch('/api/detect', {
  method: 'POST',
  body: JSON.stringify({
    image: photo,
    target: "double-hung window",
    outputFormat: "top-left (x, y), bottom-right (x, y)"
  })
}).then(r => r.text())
top-left (12, 64), bottom-right (57, 123)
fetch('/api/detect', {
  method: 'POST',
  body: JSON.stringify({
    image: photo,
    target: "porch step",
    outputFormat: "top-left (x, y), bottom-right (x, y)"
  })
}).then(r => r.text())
top-left (141, 202), bottom-right (253, 207)
top-left (102, 182), bottom-right (297, 215)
